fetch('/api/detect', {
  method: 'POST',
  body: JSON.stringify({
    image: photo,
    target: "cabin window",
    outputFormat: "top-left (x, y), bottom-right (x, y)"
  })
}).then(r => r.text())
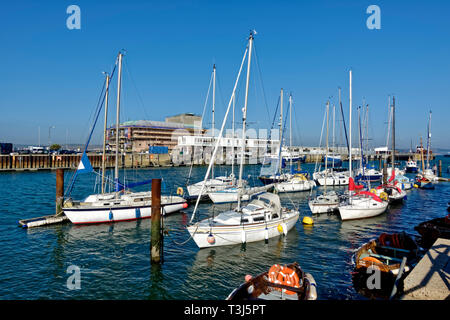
top-left (253, 216), bottom-right (265, 222)
top-left (241, 219), bottom-right (249, 223)
top-left (273, 214), bottom-right (279, 219)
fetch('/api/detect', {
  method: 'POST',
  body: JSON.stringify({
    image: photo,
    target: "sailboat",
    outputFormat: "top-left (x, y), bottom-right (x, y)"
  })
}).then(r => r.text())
top-left (258, 89), bottom-right (292, 186)
top-left (274, 92), bottom-right (315, 193)
top-left (187, 32), bottom-right (299, 248)
top-left (186, 65), bottom-right (244, 200)
top-left (308, 101), bottom-right (340, 214)
top-left (63, 52), bottom-right (187, 224)
top-left (417, 111), bottom-right (438, 183)
top-left (373, 96), bottom-right (407, 203)
top-left (313, 89), bottom-right (349, 186)
top-left (338, 70), bottom-right (388, 221)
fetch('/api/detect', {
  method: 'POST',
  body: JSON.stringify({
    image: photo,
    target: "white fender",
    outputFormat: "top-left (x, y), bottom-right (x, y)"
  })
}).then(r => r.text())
top-left (304, 272), bottom-right (317, 300)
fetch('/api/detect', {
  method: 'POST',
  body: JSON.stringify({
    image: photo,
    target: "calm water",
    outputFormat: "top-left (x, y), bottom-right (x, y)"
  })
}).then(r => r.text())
top-left (0, 157), bottom-right (449, 300)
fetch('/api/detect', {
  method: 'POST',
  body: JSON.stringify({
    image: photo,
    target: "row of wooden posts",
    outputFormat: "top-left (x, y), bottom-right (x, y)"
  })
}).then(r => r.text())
top-left (54, 168), bottom-right (164, 264)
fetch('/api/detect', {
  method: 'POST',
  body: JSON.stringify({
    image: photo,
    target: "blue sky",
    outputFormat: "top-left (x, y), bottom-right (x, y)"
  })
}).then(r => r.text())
top-left (1, 0), bottom-right (449, 150)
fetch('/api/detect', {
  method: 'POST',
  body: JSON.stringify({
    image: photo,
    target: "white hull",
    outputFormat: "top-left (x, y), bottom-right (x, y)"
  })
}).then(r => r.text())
top-left (275, 180), bottom-right (316, 193)
top-left (187, 212), bottom-right (299, 248)
top-left (338, 197), bottom-right (388, 221)
top-left (187, 176), bottom-right (237, 197)
top-left (64, 194), bottom-right (187, 224)
top-left (308, 193), bottom-right (340, 214)
top-left (208, 185), bottom-right (272, 204)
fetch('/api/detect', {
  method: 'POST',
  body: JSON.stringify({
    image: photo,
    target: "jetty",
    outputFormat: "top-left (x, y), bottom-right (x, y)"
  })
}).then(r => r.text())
top-left (401, 238), bottom-right (450, 300)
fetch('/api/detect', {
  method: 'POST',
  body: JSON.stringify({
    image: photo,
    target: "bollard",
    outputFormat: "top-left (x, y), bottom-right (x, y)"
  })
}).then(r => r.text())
top-left (56, 169), bottom-right (64, 215)
top-left (151, 178), bottom-right (162, 264)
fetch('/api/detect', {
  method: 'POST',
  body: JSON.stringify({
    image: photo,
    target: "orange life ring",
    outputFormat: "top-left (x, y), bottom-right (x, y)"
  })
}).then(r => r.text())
top-left (272, 266), bottom-right (300, 295)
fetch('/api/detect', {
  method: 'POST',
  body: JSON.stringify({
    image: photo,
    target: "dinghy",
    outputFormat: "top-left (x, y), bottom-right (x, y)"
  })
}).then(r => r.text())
top-left (226, 262), bottom-right (317, 300)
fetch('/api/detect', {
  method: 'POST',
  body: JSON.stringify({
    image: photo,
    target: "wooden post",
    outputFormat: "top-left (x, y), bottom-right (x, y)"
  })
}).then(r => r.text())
top-left (151, 178), bottom-right (162, 264)
top-left (56, 168), bottom-right (64, 215)
top-left (383, 162), bottom-right (387, 185)
top-left (378, 156), bottom-right (382, 171)
top-left (438, 160), bottom-right (442, 177)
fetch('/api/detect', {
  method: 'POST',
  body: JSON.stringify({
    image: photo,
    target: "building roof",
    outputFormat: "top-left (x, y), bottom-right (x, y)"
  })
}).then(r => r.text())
top-left (109, 120), bottom-right (201, 130)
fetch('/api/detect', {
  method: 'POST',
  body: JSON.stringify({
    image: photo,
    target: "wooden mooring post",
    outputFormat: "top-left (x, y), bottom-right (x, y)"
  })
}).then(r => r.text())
top-left (151, 178), bottom-right (163, 264)
top-left (56, 168), bottom-right (64, 215)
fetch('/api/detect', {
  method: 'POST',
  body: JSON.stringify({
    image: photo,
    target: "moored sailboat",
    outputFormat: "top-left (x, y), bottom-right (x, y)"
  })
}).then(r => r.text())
top-left (187, 32), bottom-right (299, 248)
top-left (63, 52), bottom-right (187, 224)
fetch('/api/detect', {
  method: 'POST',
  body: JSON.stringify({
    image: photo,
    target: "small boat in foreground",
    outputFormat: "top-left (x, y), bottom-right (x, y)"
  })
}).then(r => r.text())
top-left (352, 232), bottom-right (420, 299)
top-left (226, 262), bottom-right (317, 300)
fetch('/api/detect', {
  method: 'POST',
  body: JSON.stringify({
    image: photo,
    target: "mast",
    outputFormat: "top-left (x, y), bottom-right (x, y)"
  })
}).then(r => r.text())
top-left (101, 72), bottom-right (110, 194)
top-left (289, 93), bottom-right (292, 170)
top-left (332, 103), bottom-right (335, 168)
top-left (212, 64), bottom-right (216, 179)
top-left (237, 32), bottom-right (254, 211)
top-left (114, 52), bottom-right (123, 198)
top-left (278, 88), bottom-right (284, 175)
top-left (420, 136), bottom-right (425, 172)
top-left (391, 96), bottom-right (395, 171)
top-left (349, 70), bottom-right (352, 181)
top-left (231, 93), bottom-right (235, 178)
top-left (426, 111), bottom-right (432, 169)
top-left (325, 101), bottom-right (329, 194)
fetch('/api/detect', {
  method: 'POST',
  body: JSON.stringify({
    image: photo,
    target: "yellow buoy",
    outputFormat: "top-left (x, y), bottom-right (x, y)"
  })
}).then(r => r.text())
top-left (277, 224), bottom-right (284, 234)
top-left (302, 216), bottom-right (314, 225)
top-left (413, 184), bottom-right (419, 188)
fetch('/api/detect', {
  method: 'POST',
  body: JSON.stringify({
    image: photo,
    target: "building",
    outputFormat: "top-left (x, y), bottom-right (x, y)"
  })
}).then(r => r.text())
top-left (107, 114), bottom-right (205, 153)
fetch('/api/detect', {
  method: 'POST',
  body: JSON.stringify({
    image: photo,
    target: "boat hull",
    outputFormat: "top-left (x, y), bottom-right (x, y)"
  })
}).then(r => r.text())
top-left (187, 212), bottom-right (299, 248)
top-left (338, 198), bottom-right (388, 221)
top-left (64, 201), bottom-right (186, 224)
top-left (274, 180), bottom-right (315, 193)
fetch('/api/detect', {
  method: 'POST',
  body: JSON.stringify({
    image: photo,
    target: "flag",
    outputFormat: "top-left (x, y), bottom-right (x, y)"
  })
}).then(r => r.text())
top-left (76, 152), bottom-right (93, 174)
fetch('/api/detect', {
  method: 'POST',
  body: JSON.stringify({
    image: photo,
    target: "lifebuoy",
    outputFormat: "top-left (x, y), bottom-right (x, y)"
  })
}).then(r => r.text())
top-left (268, 265), bottom-right (300, 295)
top-left (176, 187), bottom-right (184, 196)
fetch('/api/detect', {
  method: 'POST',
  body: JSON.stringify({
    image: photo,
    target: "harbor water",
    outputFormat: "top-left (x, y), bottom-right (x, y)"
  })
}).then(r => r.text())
top-left (0, 157), bottom-right (449, 300)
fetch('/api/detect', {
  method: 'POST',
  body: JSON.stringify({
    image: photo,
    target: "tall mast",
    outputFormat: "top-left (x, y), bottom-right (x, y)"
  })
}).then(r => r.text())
top-left (212, 64), bottom-right (216, 179)
top-left (114, 52), bottom-right (123, 198)
top-left (332, 102), bottom-right (335, 168)
top-left (420, 136), bottom-right (425, 172)
top-left (101, 73), bottom-right (110, 194)
top-left (349, 70), bottom-right (352, 180)
top-left (231, 93), bottom-right (235, 178)
top-left (426, 111), bottom-right (432, 169)
top-left (279, 88), bottom-right (284, 175)
top-left (325, 101), bottom-right (329, 194)
top-left (289, 93), bottom-right (292, 170)
top-left (391, 96), bottom-right (395, 170)
top-left (237, 32), bottom-right (254, 211)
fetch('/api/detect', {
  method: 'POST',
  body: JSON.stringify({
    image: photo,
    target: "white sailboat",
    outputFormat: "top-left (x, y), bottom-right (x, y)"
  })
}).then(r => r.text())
top-left (187, 32), bottom-right (299, 248)
top-left (338, 70), bottom-right (388, 221)
top-left (309, 101), bottom-right (340, 214)
top-left (63, 52), bottom-right (187, 224)
top-left (275, 92), bottom-right (315, 193)
top-left (313, 90), bottom-right (349, 186)
top-left (417, 111), bottom-right (438, 183)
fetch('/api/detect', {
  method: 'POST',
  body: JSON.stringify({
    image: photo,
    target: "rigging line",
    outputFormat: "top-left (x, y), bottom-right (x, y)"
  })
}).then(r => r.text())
top-left (185, 70), bottom-right (214, 188)
top-left (65, 62), bottom-right (118, 197)
top-left (123, 59), bottom-right (150, 120)
top-left (252, 42), bottom-right (272, 127)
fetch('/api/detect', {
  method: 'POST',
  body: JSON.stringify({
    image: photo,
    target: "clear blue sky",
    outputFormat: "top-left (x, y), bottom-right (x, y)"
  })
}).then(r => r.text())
top-left (1, 0), bottom-right (449, 150)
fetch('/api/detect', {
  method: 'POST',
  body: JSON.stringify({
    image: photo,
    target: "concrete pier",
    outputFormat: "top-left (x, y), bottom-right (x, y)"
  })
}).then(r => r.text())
top-left (401, 238), bottom-right (450, 300)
